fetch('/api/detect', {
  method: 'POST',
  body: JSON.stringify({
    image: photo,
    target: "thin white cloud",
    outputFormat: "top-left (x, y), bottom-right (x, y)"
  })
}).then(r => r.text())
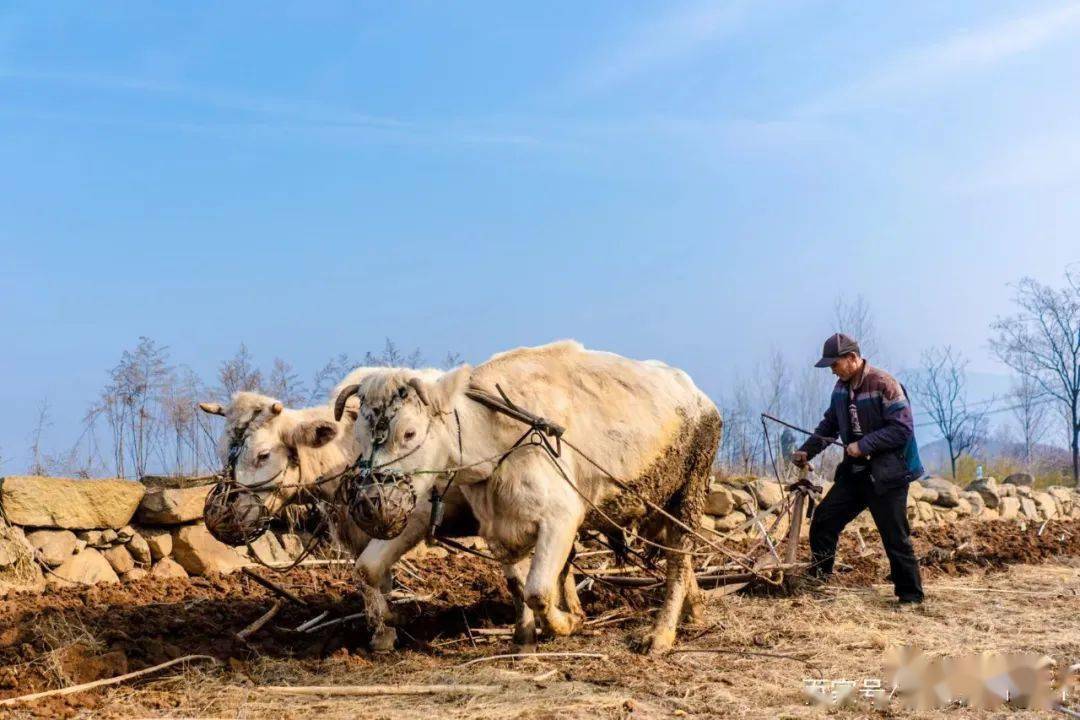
top-left (0, 68), bottom-right (405, 129)
top-left (951, 133), bottom-right (1080, 194)
top-left (801, 2), bottom-right (1080, 116)
top-left (569, 0), bottom-right (752, 94)
top-left (0, 68), bottom-right (547, 147)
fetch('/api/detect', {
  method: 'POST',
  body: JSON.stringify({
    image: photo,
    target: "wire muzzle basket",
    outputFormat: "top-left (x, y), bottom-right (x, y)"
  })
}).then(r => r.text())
top-left (337, 465), bottom-right (417, 541)
top-left (203, 482), bottom-right (273, 546)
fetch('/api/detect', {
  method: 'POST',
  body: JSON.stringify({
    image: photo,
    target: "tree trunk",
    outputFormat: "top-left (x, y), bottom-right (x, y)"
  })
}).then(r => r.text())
top-left (1072, 423), bottom-right (1079, 487)
top-left (948, 439), bottom-right (957, 479)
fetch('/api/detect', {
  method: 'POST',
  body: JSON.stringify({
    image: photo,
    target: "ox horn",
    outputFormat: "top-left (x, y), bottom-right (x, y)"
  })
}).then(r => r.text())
top-left (407, 377), bottom-right (431, 406)
top-left (198, 402), bottom-right (226, 416)
top-left (270, 401), bottom-right (284, 415)
top-left (334, 384), bottom-right (360, 422)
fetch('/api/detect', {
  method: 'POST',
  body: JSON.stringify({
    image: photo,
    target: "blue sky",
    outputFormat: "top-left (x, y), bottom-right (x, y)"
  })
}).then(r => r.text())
top-left (2, 1), bottom-right (1080, 470)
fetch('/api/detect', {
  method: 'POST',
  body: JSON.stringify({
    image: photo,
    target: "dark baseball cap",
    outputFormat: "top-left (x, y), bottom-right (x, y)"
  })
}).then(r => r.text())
top-left (814, 332), bottom-right (861, 368)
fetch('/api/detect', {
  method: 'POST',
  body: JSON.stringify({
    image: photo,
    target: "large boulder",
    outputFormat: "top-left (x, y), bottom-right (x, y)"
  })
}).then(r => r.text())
top-left (918, 476), bottom-right (959, 508)
top-left (139, 528), bottom-right (173, 560)
top-left (713, 510), bottom-right (747, 532)
top-left (752, 478), bottom-right (784, 509)
top-left (1033, 492), bottom-right (1057, 519)
top-left (0, 476), bottom-right (144, 529)
top-left (1004, 472), bottom-right (1034, 487)
top-left (246, 533), bottom-right (291, 565)
top-left (149, 557), bottom-right (189, 579)
top-left (278, 533), bottom-right (304, 559)
top-left (962, 491), bottom-right (986, 515)
top-left (47, 548), bottom-right (120, 587)
top-left (964, 477), bottom-right (1000, 509)
top-left (102, 545), bottom-right (135, 575)
top-left (126, 533), bottom-right (152, 566)
top-left (916, 502), bottom-right (936, 522)
top-left (954, 498), bottom-right (972, 516)
top-left (998, 483), bottom-right (1017, 498)
top-left (136, 485), bottom-right (212, 525)
top-left (25, 529), bottom-right (78, 567)
top-left (728, 488), bottom-right (756, 514)
top-left (705, 484), bottom-right (734, 516)
top-left (1019, 497), bottom-right (1039, 520)
top-left (1048, 487), bottom-right (1074, 513)
top-left (998, 496), bottom-right (1021, 520)
top-left (171, 524), bottom-right (245, 576)
top-left (0, 522), bottom-right (45, 596)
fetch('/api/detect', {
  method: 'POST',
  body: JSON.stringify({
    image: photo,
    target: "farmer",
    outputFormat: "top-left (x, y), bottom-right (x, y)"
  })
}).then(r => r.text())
top-left (791, 332), bottom-right (925, 605)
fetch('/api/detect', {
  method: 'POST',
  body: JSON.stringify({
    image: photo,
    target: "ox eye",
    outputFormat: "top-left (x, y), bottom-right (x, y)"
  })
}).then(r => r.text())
top-left (404, 429), bottom-right (417, 442)
top-left (398, 386), bottom-right (409, 399)
top-left (256, 451), bottom-right (271, 464)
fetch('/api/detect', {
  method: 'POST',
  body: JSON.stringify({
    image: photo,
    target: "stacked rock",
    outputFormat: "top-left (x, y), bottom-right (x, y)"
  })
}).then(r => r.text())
top-left (0, 474), bottom-right (309, 593)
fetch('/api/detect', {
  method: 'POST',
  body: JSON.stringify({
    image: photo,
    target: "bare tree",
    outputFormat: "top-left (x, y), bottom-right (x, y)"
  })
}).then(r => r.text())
top-left (108, 337), bottom-right (173, 478)
top-left (442, 351), bottom-right (464, 369)
top-left (217, 343), bottom-right (263, 398)
top-left (755, 350), bottom-right (791, 471)
top-left (364, 338), bottom-right (423, 369)
top-left (310, 353), bottom-right (355, 403)
top-left (909, 346), bottom-right (987, 479)
top-left (834, 294), bottom-right (879, 359)
top-left (718, 381), bottom-right (762, 475)
top-left (27, 398), bottom-right (52, 476)
top-left (992, 268), bottom-right (1080, 484)
top-left (267, 358), bottom-right (307, 406)
top-left (1008, 371), bottom-right (1048, 467)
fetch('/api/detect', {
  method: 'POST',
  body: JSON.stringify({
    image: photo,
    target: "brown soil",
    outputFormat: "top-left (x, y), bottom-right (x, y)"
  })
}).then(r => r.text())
top-left (1, 519), bottom-right (1079, 719)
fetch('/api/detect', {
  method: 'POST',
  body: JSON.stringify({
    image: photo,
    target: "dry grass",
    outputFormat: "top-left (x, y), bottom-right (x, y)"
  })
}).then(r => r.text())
top-left (9, 562), bottom-right (1076, 720)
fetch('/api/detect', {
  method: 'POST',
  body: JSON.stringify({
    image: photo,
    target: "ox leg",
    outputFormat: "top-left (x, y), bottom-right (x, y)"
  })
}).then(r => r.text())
top-left (635, 540), bottom-right (692, 654)
top-left (682, 568), bottom-right (705, 623)
top-left (502, 558), bottom-right (537, 652)
top-left (354, 514), bottom-right (429, 652)
top-left (558, 549), bottom-right (585, 622)
top-left (525, 521), bottom-right (582, 638)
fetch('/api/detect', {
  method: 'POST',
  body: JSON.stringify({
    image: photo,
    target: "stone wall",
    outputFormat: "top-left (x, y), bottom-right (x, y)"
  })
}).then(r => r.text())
top-left (0, 476), bottom-right (308, 596)
top-left (4, 472), bottom-right (1079, 595)
top-left (701, 474), bottom-right (1080, 541)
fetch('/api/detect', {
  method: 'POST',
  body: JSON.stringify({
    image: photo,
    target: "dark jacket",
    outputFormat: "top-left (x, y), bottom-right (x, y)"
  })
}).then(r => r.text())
top-left (799, 362), bottom-right (923, 492)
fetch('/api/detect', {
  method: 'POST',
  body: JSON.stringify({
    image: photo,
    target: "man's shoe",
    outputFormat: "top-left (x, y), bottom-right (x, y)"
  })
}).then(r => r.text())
top-left (894, 596), bottom-right (924, 612)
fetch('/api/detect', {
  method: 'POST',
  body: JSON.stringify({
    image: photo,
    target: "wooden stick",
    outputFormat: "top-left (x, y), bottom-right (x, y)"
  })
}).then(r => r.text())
top-left (245, 559), bottom-right (355, 570)
top-left (237, 601), bottom-right (283, 640)
top-left (294, 611), bottom-right (329, 632)
top-left (303, 612), bottom-right (366, 633)
top-left (0, 655), bottom-right (219, 707)
top-left (457, 652), bottom-right (607, 668)
top-left (257, 684), bottom-right (501, 696)
top-left (242, 567), bottom-right (308, 606)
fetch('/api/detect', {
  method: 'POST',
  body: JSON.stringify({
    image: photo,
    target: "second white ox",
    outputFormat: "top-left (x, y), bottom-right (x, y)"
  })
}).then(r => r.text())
top-left (199, 367), bottom-right (479, 650)
top-left (333, 340), bottom-right (722, 653)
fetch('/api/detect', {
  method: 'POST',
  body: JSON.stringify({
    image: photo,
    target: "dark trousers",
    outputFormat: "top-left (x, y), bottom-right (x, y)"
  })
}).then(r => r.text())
top-left (809, 462), bottom-right (923, 602)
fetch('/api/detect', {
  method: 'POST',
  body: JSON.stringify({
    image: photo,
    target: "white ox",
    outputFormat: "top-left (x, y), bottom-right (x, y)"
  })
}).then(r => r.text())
top-left (333, 340), bottom-right (722, 653)
top-left (198, 368), bottom-right (480, 649)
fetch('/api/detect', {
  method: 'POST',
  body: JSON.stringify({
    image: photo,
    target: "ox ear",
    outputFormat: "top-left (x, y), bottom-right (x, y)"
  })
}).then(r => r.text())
top-left (199, 402), bottom-right (225, 416)
top-left (288, 419), bottom-right (338, 449)
top-left (428, 365), bottom-right (472, 411)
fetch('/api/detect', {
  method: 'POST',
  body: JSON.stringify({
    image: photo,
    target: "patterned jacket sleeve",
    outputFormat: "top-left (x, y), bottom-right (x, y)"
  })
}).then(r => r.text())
top-left (798, 403), bottom-right (839, 460)
top-left (857, 378), bottom-right (914, 455)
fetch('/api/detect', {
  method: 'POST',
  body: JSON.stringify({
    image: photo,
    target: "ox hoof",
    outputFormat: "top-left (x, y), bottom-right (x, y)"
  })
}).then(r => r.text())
top-left (370, 626), bottom-right (397, 653)
top-left (512, 641), bottom-right (537, 655)
top-left (633, 628), bottom-right (676, 655)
